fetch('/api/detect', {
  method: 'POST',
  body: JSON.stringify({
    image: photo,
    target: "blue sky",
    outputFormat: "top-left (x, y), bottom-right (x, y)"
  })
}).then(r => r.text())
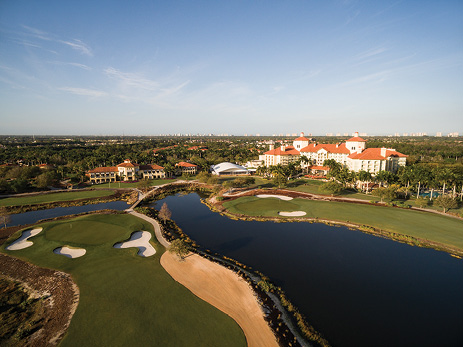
top-left (1, 1), bottom-right (462, 135)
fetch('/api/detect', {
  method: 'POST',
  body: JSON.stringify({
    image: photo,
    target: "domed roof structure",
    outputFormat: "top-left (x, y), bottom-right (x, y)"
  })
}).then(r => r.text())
top-left (211, 162), bottom-right (249, 175)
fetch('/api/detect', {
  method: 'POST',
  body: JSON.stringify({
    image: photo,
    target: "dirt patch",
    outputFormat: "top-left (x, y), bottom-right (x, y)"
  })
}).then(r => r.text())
top-left (0, 254), bottom-right (79, 346)
top-left (161, 251), bottom-right (279, 347)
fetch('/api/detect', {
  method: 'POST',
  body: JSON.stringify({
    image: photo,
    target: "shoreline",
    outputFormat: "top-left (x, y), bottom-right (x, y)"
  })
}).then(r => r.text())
top-left (129, 210), bottom-right (281, 347)
top-left (209, 190), bottom-right (463, 259)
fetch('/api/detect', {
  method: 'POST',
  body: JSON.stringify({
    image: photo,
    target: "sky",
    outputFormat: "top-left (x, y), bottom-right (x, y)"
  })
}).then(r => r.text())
top-left (0, 0), bottom-right (462, 136)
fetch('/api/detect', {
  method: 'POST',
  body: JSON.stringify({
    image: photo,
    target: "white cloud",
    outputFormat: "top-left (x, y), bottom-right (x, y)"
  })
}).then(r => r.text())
top-left (59, 87), bottom-right (107, 97)
top-left (50, 61), bottom-right (91, 70)
top-left (104, 67), bottom-right (160, 91)
top-left (60, 39), bottom-right (93, 56)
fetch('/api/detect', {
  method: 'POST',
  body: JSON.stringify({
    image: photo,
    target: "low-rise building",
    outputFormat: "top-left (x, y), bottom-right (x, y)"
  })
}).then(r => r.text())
top-left (175, 162), bottom-right (199, 176)
top-left (87, 159), bottom-right (165, 184)
top-left (211, 162), bottom-right (249, 176)
top-left (139, 164), bottom-right (165, 179)
top-left (87, 166), bottom-right (118, 184)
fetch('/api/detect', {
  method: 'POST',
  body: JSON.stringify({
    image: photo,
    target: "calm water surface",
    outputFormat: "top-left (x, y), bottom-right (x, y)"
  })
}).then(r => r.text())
top-left (8, 201), bottom-right (129, 227)
top-left (154, 193), bottom-right (463, 347)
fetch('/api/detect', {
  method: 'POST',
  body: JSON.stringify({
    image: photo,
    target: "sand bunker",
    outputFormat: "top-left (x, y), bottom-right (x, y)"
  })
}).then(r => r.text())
top-left (279, 211), bottom-right (307, 217)
top-left (6, 227), bottom-right (43, 250)
top-left (54, 246), bottom-right (86, 258)
top-left (113, 231), bottom-right (156, 257)
top-left (256, 194), bottom-right (293, 201)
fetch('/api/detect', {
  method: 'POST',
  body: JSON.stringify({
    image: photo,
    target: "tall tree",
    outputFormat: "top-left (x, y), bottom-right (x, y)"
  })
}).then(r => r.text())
top-left (0, 207), bottom-right (11, 228)
top-left (158, 202), bottom-right (172, 223)
top-left (434, 195), bottom-right (458, 213)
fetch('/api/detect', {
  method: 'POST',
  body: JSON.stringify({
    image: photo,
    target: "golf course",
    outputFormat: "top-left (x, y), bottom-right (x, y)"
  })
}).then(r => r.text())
top-left (223, 195), bottom-right (463, 251)
top-left (1, 213), bottom-right (246, 346)
top-left (0, 190), bottom-right (116, 207)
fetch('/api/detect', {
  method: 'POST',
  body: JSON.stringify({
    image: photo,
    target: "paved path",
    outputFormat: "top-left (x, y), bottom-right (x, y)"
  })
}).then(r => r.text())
top-left (127, 210), bottom-right (170, 248)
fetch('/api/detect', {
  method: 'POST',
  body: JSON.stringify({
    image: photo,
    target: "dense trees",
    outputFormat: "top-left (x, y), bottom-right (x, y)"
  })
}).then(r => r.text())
top-left (319, 181), bottom-right (343, 196)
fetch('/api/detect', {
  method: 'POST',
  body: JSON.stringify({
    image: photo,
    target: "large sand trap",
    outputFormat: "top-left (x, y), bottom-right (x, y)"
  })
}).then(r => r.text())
top-left (161, 252), bottom-right (278, 347)
top-left (256, 194), bottom-right (293, 201)
top-left (279, 211), bottom-right (307, 217)
top-left (54, 246), bottom-right (86, 258)
top-left (113, 231), bottom-right (156, 257)
top-left (6, 227), bottom-right (43, 250)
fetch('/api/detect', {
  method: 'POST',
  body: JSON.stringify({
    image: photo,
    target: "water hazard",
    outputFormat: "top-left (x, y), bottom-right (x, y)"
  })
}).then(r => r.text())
top-left (7, 201), bottom-right (130, 227)
top-left (153, 193), bottom-right (463, 347)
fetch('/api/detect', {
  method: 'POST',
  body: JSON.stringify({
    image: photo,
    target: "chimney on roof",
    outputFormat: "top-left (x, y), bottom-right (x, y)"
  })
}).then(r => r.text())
top-left (381, 148), bottom-right (387, 157)
top-left (336, 143), bottom-right (339, 148)
top-left (269, 144), bottom-right (274, 150)
top-left (354, 131), bottom-right (359, 137)
top-left (300, 132), bottom-right (304, 137)
top-left (281, 145), bottom-right (286, 151)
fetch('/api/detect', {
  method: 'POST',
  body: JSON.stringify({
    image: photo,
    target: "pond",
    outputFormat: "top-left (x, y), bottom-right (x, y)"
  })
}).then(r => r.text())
top-left (153, 193), bottom-right (463, 347)
top-left (7, 201), bottom-right (130, 227)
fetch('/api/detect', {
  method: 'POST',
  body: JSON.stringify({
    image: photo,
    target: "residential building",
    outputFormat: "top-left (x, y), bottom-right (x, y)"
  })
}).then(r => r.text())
top-left (87, 159), bottom-right (165, 184)
top-left (139, 164), bottom-right (165, 179)
top-left (87, 166), bottom-right (118, 184)
top-left (175, 162), bottom-right (199, 175)
top-left (117, 159), bottom-right (139, 181)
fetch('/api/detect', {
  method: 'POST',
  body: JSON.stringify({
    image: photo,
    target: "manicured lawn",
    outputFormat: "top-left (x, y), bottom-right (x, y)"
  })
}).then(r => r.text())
top-left (0, 190), bottom-right (116, 207)
top-left (93, 179), bottom-right (178, 189)
top-left (224, 196), bottom-right (463, 250)
top-left (1, 214), bottom-right (245, 346)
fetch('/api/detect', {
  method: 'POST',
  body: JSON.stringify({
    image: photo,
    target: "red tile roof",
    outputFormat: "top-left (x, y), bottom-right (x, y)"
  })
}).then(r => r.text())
top-left (87, 166), bottom-right (118, 173)
top-left (176, 162), bottom-right (198, 168)
top-left (300, 143), bottom-right (350, 154)
top-left (346, 136), bottom-right (366, 142)
top-left (117, 162), bottom-right (139, 168)
top-left (348, 148), bottom-right (407, 160)
top-left (264, 146), bottom-right (300, 156)
top-left (139, 164), bottom-right (164, 170)
top-left (309, 165), bottom-right (330, 171)
top-left (294, 136), bottom-right (310, 142)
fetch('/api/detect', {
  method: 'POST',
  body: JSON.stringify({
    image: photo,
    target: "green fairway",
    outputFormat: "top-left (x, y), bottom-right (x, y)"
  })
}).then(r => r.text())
top-left (93, 179), bottom-right (178, 189)
top-left (1, 214), bottom-right (245, 347)
top-left (0, 190), bottom-right (116, 207)
top-left (224, 196), bottom-right (463, 250)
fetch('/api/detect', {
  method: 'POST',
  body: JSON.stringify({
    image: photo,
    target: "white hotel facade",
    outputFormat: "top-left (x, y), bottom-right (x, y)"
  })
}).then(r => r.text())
top-left (260, 132), bottom-right (407, 175)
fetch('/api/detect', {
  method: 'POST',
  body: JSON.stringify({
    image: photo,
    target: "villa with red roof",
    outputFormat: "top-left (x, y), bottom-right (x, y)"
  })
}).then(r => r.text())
top-left (262, 132), bottom-right (407, 174)
top-left (87, 159), bottom-right (165, 184)
top-left (175, 161), bottom-right (199, 175)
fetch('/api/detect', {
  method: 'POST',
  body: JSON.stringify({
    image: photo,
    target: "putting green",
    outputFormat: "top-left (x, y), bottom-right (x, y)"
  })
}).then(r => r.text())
top-left (1, 213), bottom-right (246, 346)
top-left (45, 218), bottom-right (132, 245)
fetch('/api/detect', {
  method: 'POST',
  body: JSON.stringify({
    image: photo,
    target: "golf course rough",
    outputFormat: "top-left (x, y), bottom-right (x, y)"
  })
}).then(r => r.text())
top-left (1, 213), bottom-right (246, 347)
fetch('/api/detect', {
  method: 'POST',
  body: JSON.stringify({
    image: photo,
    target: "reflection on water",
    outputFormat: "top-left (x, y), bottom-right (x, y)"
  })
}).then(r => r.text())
top-left (8, 201), bottom-right (129, 227)
top-left (153, 193), bottom-right (463, 347)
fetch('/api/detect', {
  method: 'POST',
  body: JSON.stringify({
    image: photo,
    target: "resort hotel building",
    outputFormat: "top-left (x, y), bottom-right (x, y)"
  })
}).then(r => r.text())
top-left (261, 132), bottom-right (407, 175)
top-left (87, 159), bottom-right (166, 184)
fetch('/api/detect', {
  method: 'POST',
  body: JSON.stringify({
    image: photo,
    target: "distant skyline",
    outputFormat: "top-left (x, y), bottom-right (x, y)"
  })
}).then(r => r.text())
top-left (1, 1), bottom-right (462, 135)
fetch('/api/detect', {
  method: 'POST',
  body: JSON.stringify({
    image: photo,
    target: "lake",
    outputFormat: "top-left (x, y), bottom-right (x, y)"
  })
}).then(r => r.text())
top-left (7, 201), bottom-right (130, 227)
top-left (153, 193), bottom-right (463, 347)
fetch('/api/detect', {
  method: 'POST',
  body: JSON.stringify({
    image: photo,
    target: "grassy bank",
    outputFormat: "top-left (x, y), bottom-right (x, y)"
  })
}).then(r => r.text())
top-left (223, 196), bottom-right (463, 251)
top-left (0, 190), bottom-right (116, 207)
top-left (1, 214), bottom-right (245, 346)
top-left (93, 179), bottom-right (178, 189)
